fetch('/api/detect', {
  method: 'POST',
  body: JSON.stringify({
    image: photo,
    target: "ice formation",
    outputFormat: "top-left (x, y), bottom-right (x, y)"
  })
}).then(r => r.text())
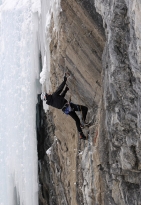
top-left (0, 0), bottom-right (41, 204)
top-left (0, 0), bottom-right (62, 204)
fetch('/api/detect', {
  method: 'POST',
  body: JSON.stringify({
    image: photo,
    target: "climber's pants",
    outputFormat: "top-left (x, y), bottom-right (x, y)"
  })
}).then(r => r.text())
top-left (68, 103), bottom-right (88, 133)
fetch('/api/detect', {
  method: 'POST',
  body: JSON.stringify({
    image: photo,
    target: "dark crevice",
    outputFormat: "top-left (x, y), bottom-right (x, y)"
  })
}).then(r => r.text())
top-left (131, 145), bottom-right (139, 170)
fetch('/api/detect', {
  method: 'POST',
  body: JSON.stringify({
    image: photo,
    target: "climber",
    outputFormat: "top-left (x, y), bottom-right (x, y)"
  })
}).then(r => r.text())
top-left (41, 73), bottom-right (88, 140)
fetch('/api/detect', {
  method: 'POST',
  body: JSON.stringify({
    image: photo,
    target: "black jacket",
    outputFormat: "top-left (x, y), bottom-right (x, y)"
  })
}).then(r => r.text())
top-left (46, 79), bottom-right (68, 109)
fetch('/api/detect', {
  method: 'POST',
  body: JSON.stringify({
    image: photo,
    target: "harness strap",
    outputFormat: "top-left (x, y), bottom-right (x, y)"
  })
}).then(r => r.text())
top-left (62, 102), bottom-right (72, 115)
top-left (62, 102), bottom-right (69, 110)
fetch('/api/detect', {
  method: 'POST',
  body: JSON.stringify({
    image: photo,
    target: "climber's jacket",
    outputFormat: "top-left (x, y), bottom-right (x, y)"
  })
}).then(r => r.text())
top-left (45, 79), bottom-right (68, 109)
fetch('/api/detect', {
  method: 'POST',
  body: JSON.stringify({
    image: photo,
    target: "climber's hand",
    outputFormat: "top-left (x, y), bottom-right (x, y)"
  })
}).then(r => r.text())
top-left (64, 72), bottom-right (70, 82)
top-left (64, 74), bottom-right (67, 82)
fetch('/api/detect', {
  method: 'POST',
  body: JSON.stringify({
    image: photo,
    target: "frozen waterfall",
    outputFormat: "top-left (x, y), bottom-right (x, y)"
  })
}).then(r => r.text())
top-left (0, 0), bottom-right (41, 205)
top-left (0, 0), bottom-right (61, 204)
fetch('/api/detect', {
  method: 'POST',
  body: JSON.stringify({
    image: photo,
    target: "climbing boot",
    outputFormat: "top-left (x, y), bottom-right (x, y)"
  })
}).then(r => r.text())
top-left (79, 132), bottom-right (87, 140)
top-left (80, 121), bottom-right (89, 129)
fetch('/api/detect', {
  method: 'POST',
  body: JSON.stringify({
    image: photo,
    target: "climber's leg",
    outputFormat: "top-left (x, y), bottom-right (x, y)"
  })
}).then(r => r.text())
top-left (70, 103), bottom-right (88, 122)
top-left (68, 111), bottom-right (82, 133)
top-left (68, 111), bottom-right (87, 140)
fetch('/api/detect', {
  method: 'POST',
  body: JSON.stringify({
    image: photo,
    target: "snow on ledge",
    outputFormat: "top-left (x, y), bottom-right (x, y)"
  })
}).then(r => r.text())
top-left (46, 136), bottom-right (58, 156)
top-left (46, 147), bottom-right (52, 156)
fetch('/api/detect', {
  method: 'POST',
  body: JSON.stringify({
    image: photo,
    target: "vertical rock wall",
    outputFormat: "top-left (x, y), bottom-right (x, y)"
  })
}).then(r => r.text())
top-left (38, 0), bottom-right (141, 204)
top-left (95, 0), bottom-right (141, 204)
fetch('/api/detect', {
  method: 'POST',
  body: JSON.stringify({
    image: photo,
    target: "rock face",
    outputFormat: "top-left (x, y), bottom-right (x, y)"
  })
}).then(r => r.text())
top-left (95, 0), bottom-right (141, 204)
top-left (38, 0), bottom-right (141, 205)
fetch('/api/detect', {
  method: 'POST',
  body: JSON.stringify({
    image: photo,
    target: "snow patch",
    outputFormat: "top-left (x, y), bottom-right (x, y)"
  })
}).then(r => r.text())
top-left (40, 55), bottom-right (47, 85)
top-left (46, 147), bottom-right (52, 156)
top-left (54, 136), bottom-right (58, 141)
top-left (31, 0), bottom-right (41, 15)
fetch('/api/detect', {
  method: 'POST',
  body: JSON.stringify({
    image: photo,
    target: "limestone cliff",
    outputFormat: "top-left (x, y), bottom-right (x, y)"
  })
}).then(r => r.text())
top-left (37, 0), bottom-right (141, 205)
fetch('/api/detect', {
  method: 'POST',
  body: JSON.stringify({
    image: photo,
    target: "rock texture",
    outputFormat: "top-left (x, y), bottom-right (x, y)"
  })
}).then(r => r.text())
top-left (38, 0), bottom-right (141, 205)
top-left (95, 0), bottom-right (141, 204)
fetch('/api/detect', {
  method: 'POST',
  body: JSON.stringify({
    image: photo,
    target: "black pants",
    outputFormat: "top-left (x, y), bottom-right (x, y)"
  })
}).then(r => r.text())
top-left (68, 103), bottom-right (88, 133)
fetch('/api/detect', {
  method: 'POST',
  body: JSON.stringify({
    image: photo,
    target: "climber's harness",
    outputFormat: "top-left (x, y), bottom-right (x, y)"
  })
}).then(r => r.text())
top-left (62, 102), bottom-right (72, 115)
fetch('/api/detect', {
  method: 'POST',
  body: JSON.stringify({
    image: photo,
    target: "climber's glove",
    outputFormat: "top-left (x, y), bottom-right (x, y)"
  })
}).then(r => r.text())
top-left (64, 74), bottom-right (67, 82)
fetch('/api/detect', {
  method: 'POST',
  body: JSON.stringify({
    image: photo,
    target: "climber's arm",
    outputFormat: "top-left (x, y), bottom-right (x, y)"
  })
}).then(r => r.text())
top-left (53, 76), bottom-right (67, 96)
top-left (60, 86), bottom-right (69, 98)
